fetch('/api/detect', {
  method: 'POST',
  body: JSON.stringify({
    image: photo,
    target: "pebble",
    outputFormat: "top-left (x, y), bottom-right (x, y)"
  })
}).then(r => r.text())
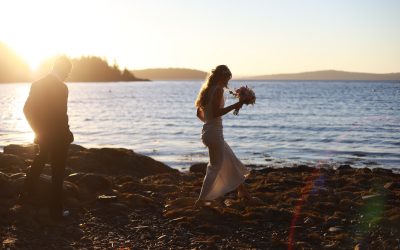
top-left (328, 227), bottom-right (343, 233)
top-left (361, 194), bottom-right (382, 200)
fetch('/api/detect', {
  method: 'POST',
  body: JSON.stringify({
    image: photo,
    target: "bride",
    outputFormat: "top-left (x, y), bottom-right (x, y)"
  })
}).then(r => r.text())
top-left (195, 65), bottom-right (251, 206)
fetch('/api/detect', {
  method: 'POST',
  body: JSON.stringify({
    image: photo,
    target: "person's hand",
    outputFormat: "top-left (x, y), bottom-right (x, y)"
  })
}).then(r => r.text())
top-left (233, 101), bottom-right (243, 115)
top-left (34, 132), bottom-right (43, 144)
top-left (67, 130), bottom-right (74, 143)
top-left (234, 101), bottom-right (244, 110)
top-left (197, 108), bottom-right (205, 122)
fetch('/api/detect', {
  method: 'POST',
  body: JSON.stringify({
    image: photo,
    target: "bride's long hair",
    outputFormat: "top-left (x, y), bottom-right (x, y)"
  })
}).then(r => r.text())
top-left (195, 65), bottom-right (232, 109)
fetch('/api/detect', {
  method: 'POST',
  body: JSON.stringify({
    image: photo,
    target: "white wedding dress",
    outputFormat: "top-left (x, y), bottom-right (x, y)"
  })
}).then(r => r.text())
top-left (198, 86), bottom-right (250, 201)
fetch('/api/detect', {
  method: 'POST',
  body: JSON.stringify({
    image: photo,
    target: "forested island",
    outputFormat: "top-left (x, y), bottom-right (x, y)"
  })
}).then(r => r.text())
top-left (0, 42), bottom-right (146, 83)
top-left (40, 56), bottom-right (148, 82)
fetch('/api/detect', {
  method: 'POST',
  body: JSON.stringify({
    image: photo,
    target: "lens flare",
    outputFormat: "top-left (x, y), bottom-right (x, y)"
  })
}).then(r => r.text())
top-left (288, 167), bottom-right (321, 250)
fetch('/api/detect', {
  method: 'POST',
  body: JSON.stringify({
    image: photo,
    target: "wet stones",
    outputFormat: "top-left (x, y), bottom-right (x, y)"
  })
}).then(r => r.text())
top-left (3, 144), bottom-right (39, 160)
top-left (189, 163), bottom-right (207, 174)
top-left (1, 144), bottom-right (400, 249)
top-left (77, 173), bottom-right (112, 193)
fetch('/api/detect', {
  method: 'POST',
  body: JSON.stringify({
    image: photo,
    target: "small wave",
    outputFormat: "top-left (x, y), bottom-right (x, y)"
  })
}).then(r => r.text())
top-left (351, 152), bottom-right (367, 157)
top-left (289, 138), bottom-right (304, 142)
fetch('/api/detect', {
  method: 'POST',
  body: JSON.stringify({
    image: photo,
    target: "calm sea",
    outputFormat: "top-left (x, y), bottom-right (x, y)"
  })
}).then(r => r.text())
top-left (1, 81), bottom-right (399, 171)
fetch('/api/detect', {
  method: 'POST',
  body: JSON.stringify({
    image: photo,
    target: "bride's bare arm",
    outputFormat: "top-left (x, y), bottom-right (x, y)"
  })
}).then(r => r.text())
top-left (197, 107), bottom-right (205, 122)
top-left (212, 87), bottom-right (243, 118)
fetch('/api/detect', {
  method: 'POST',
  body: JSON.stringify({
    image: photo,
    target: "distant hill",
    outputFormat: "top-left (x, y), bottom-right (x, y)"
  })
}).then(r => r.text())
top-left (243, 70), bottom-right (400, 81)
top-left (131, 68), bottom-right (207, 80)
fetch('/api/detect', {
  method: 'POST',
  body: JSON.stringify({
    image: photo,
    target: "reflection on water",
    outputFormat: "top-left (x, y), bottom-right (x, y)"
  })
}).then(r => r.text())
top-left (0, 84), bottom-right (34, 144)
top-left (0, 81), bottom-right (399, 170)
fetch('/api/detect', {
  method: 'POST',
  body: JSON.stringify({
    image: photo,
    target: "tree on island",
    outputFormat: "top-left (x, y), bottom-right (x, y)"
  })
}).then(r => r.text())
top-left (35, 56), bottom-right (147, 82)
top-left (69, 56), bottom-right (147, 82)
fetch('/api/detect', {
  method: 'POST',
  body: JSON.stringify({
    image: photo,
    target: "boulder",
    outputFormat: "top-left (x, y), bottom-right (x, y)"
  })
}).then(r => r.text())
top-left (65, 172), bottom-right (86, 183)
top-left (0, 171), bottom-right (9, 184)
top-left (372, 168), bottom-right (393, 175)
top-left (8, 173), bottom-right (26, 180)
top-left (337, 164), bottom-right (352, 170)
top-left (190, 163), bottom-right (207, 174)
top-left (3, 144), bottom-right (38, 160)
top-left (356, 167), bottom-right (372, 174)
top-left (337, 165), bottom-right (354, 174)
top-left (12, 174), bottom-right (79, 204)
top-left (0, 171), bottom-right (14, 197)
top-left (0, 153), bottom-right (26, 167)
top-left (67, 146), bottom-right (177, 177)
top-left (2, 144), bottom-right (177, 178)
top-left (295, 164), bottom-right (314, 172)
top-left (117, 181), bottom-right (144, 193)
top-left (77, 173), bottom-right (112, 193)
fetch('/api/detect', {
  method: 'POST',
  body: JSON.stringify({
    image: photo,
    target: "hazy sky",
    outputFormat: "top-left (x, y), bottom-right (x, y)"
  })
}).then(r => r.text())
top-left (1, 0), bottom-right (399, 76)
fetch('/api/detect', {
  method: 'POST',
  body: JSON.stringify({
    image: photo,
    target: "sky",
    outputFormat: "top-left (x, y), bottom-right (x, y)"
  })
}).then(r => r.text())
top-left (1, 0), bottom-right (399, 76)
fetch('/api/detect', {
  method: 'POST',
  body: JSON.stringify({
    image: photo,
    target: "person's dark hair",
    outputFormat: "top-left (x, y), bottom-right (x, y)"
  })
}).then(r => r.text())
top-left (53, 56), bottom-right (72, 74)
top-left (195, 65), bottom-right (232, 109)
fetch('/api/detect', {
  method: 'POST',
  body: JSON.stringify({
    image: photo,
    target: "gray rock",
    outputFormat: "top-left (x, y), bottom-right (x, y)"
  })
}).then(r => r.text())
top-left (78, 173), bottom-right (111, 193)
top-left (189, 163), bottom-right (207, 174)
top-left (0, 153), bottom-right (27, 172)
top-left (68, 146), bottom-right (177, 177)
top-left (3, 144), bottom-right (38, 159)
top-left (0, 171), bottom-right (14, 197)
top-left (65, 172), bottom-right (86, 183)
top-left (12, 174), bottom-right (79, 203)
top-left (372, 168), bottom-right (392, 175)
top-left (2, 144), bottom-right (178, 178)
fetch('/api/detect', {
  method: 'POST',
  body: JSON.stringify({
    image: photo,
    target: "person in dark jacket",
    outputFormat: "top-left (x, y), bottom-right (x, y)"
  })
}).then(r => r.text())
top-left (20, 56), bottom-right (73, 220)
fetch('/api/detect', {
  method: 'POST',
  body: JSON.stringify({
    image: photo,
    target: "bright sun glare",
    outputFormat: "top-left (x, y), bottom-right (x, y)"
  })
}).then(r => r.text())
top-left (2, 1), bottom-right (96, 71)
top-left (19, 50), bottom-right (47, 71)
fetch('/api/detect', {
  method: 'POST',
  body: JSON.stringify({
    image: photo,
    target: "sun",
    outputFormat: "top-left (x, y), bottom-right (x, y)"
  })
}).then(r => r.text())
top-left (0, 0), bottom-right (82, 72)
top-left (21, 50), bottom-right (47, 71)
top-left (5, 40), bottom-right (58, 72)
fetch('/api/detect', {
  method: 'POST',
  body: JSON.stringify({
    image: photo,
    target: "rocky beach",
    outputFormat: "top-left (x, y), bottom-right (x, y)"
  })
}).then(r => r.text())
top-left (0, 144), bottom-right (399, 249)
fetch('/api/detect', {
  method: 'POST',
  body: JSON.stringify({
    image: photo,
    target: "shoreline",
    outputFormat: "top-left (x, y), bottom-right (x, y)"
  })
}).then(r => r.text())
top-left (1, 144), bottom-right (399, 249)
top-left (1, 143), bottom-right (398, 173)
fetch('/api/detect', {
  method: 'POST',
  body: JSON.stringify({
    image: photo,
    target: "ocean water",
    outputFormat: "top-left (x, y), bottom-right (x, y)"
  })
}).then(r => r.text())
top-left (0, 81), bottom-right (399, 171)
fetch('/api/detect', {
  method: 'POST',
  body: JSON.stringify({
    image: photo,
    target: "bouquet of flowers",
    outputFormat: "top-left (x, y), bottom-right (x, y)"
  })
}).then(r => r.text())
top-left (229, 85), bottom-right (256, 115)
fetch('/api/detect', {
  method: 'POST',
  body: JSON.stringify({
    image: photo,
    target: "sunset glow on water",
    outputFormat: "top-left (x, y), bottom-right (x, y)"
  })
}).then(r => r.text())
top-left (1, 81), bottom-right (399, 170)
